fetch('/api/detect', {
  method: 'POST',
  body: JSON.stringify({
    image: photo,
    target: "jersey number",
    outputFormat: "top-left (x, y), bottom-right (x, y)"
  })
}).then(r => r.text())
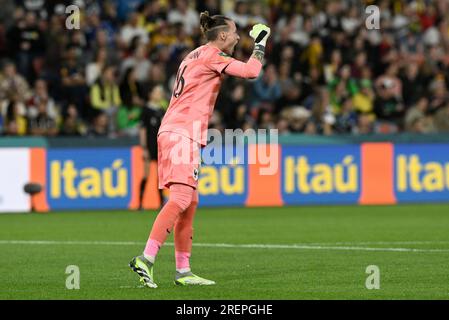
top-left (173, 65), bottom-right (187, 98)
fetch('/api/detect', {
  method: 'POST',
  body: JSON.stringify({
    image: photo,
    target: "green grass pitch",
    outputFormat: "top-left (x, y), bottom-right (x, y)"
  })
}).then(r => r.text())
top-left (1, 204), bottom-right (449, 300)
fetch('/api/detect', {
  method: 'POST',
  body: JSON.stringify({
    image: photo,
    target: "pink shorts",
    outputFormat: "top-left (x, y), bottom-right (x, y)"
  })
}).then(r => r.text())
top-left (157, 131), bottom-right (201, 190)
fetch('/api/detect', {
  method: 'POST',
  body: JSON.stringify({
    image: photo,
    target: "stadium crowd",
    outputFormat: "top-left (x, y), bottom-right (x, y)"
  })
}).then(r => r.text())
top-left (1, 0), bottom-right (449, 138)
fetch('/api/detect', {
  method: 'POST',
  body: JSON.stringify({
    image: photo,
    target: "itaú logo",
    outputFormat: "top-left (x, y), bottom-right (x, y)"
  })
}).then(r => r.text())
top-left (397, 155), bottom-right (449, 192)
top-left (283, 155), bottom-right (359, 194)
top-left (198, 157), bottom-right (245, 196)
top-left (50, 159), bottom-right (128, 199)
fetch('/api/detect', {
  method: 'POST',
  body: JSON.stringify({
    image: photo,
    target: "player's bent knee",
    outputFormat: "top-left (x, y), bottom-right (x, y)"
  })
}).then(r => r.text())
top-left (169, 184), bottom-right (195, 211)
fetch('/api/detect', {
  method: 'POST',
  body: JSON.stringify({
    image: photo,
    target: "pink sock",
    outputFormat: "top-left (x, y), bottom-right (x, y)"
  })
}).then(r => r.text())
top-left (175, 251), bottom-right (191, 270)
top-left (144, 238), bottom-right (162, 261)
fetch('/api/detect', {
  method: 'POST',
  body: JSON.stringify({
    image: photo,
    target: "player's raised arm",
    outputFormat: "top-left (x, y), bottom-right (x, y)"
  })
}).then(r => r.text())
top-left (223, 24), bottom-right (271, 79)
top-left (200, 11), bottom-right (270, 79)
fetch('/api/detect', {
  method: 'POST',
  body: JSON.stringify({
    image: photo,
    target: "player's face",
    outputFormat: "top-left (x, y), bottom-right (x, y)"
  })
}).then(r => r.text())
top-left (222, 21), bottom-right (240, 55)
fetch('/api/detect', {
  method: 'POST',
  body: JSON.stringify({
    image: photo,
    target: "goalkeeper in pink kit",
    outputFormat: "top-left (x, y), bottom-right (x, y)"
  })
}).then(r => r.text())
top-left (129, 11), bottom-right (271, 287)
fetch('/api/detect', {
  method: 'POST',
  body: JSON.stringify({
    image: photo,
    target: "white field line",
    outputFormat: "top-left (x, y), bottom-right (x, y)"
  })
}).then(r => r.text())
top-left (0, 240), bottom-right (449, 253)
top-left (306, 241), bottom-right (449, 245)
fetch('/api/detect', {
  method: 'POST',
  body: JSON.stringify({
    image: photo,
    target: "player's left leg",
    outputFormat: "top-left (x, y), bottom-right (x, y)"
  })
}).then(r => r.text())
top-left (173, 189), bottom-right (215, 286)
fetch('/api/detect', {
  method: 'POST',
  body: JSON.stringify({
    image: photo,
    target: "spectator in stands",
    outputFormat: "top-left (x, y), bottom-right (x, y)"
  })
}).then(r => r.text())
top-left (28, 99), bottom-right (58, 136)
top-left (208, 110), bottom-right (224, 133)
top-left (121, 42), bottom-right (151, 84)
top-left (277, 11), bottom-right (310, 46)
top-left (146, 62), bottom-right (167, 91)
top-left (353, 78), bottom-right (375, 117)
top-left (308, 88), bottom-right (335, 136)
top-left (3, 96), bottom-right (27, 136)
top-left (44, 14), bottom-right (67, 77)
top-left (117, 67), bottom-right (144, 137)
top-left (277, 47), bottom-right (295, 89)
top-left (323, 49), bottom-right (342, 84)
top-left (85, 7), bottom-right (119, 50)
top-left (350, 51), bottom-right (367, 79)
top-left (0, 61), bottom-right (31, 101)
top-left (400, 62), bottom-right (424, 108)
top-left (146, 84), bottom-right (167, 110)
top-left (86, 48), bottom-right (108, 86)
top-left (353, 113), bottom-right (375, 135)
top-left (427, 76), bottom-right (449, 115)
top-left (137, 1), bottom-right (167, 35)
top-left (196, 0), bottom-right (220, 17)
top-left (328, 64), bottom-right (358, 114)
top-left (27, 79), bottom-right (59, 121)
top-left (68, 30), bottom-right (89, 66)
top-left (248, 2), bottom-right (268, 26)
top-left (221, 82), bottom-right (246, 127)
top-left (119, 67), bottom-right (145, 107)
top-left (120, 11), bottom-right (149, 48)
top-left (88, 29), bottom-right (120, 67)
top-left (300, 66), bottom-right (324, 108)
top-left (284, 106), bottom-right (310, 134)
top-left (256, 109), bottom-right (276, 130)
top-left (276, 117), bottom-right (290, 135)
top-left (89, 65), bottom-right (121, 134)
top-left (167, 0), bottom-right (199, 36)
top-left (434, 104), bottom-right (449, 133)
top-left (375, 64), bottom-right (403, 101)
top-left (171, 22), bottom-right (195, 55)
top-left (405, 97), bottom-right (436, 133)
top-left (271, 27), bottom-right (301, 69)
top-left (8, 11), bottom-right (45, 81)
top-left (227, 1), bottom-right (250, 28)
top-left (301, 34), bottom-right (324, 72)
top-left (334, 97), bottom-right (358, 134)
top-left (60, 45), bottom-right (88, 116)
top-left (342, 5), bottom-right (361, 36)
top-left (373, 78), bottom-right (405, 133)
top-left (117, 103), bottom-right (142, 137)
top-left (88, 112), bottom-right (109, 137)
top-left (251, 64), bottom-right (282, 111)
top-left (0, 0), bottom-right (15, 31)
top-left (276, 82), bottom-right (302, 115)
top-left (115, 0), bottom-right (145, 22)
top-left (60, 103), bottom-right (86, 136)
top-left (228, 103), bottom-right (254, 131)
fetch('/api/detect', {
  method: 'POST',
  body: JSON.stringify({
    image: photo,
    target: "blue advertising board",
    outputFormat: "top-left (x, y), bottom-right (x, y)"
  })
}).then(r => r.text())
top-left (394, 144), bottom-right (449, 202)
top-left (198, 143), bottom-right (248, 206)
top-left (281, 145), bottom-right (361, 205)
top-left (46, 148), bottom-right (132, 209)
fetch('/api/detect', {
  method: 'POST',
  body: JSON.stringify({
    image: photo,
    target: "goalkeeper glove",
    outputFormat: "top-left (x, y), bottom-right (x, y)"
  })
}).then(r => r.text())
top-left (249, 24), bottom-right (271, 48)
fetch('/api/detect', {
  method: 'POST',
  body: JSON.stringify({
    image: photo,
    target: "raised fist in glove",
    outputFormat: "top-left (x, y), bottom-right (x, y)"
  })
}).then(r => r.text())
top-left (249, 24), bottom-right (271, 47)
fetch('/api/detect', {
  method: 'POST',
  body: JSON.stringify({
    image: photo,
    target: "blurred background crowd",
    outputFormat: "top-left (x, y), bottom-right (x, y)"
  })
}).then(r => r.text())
top-left (1, 0), bottom-right (449, 138)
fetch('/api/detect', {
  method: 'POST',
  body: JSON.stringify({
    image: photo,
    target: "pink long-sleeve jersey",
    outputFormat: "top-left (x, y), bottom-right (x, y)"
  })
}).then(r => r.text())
top-left (158, 43), bottom-right (262, 146)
